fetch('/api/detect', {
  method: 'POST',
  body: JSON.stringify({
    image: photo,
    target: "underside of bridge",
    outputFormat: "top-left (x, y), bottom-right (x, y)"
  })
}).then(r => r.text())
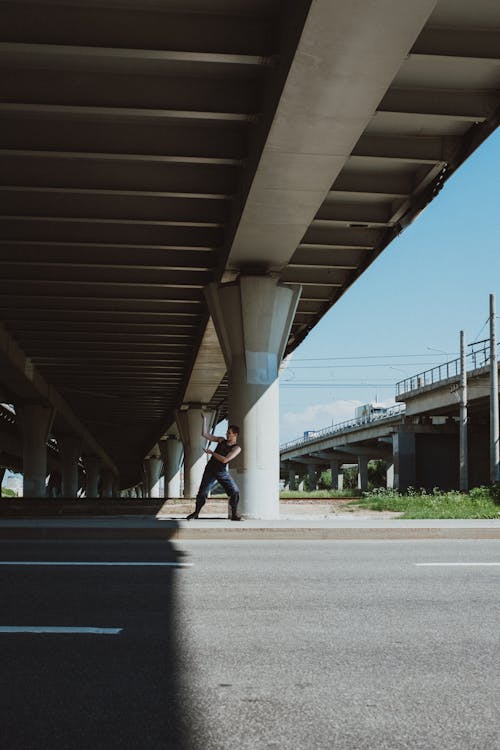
top-left (1, 0), bottom-right (499, 489)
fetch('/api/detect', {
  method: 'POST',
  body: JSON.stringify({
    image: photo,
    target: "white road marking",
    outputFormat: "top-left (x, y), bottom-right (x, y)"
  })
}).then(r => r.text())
top-left (0, 626), bottom-right (122, 634)
top-left (416, 563), bottom-right (500, 567)
top-left (0, 561), bottom-right (192, 567)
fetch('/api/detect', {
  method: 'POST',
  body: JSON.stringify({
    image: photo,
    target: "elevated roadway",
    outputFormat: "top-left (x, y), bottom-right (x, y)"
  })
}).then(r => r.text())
top-left (281, 350), bottom-right (500, 490)
top-left (1, 0), bottom-right (499, 501)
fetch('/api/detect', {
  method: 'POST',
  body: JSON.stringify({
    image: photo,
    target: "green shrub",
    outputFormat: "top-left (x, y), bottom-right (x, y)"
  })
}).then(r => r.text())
top-left (354, 485), bottom-right (500, 519)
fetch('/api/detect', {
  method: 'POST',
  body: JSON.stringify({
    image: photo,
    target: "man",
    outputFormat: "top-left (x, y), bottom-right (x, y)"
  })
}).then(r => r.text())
top-left (186, 414), bottom-right (243, 521)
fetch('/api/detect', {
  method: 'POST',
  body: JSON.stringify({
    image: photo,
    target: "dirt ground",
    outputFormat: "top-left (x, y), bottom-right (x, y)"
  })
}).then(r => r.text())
top-left (158, 497), bottom-right (402, 520)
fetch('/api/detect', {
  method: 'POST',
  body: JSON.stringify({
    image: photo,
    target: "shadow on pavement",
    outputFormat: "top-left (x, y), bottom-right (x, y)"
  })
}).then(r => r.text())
top-left (0, 539), bottom-right (208, 750)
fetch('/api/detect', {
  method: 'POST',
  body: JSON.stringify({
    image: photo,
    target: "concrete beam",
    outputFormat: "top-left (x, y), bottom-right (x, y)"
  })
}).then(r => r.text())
top-left (227, 0), bottom-right (437, 272)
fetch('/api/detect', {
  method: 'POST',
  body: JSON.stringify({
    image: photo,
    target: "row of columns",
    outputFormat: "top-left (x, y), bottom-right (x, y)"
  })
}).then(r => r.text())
top-left (286, 456), bottom-right (394, 492)
top-left (13, 276), bottom-right (300, 515)
top-left (13, 402), bottom-right (117, 497)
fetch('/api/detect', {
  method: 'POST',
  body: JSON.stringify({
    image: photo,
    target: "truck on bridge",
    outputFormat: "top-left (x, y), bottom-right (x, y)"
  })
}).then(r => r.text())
top-left (354, 403), bottom-right (389, 423)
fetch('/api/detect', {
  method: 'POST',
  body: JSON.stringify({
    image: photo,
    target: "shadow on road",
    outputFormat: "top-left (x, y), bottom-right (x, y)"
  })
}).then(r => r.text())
top-left (0, 539), bottom-right (208, 750)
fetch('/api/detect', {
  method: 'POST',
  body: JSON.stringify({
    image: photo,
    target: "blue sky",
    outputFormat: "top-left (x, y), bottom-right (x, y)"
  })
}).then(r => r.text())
top-left (279, 126), bottom-right (500, 444)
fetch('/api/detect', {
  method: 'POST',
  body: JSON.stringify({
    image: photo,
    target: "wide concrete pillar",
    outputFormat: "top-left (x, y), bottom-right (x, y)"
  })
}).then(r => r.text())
top-left (307, 464), bottom-right (317, 491)
top-left (159, 437), bottom-right (183, 499)
top-left (205, 275), bottom-right (301, 518)
top-left (176, 407), bottom-right (214, 499)
top-left (18, 403), bottom-right (55, 497)
top-left (101, 469), bottom-right (114, 498)
top-left (84, 455), bottom-right (100, 498)
top-left (330, 460), bottom-right (340, 490)
top-left (288, 466), bottom-right (296, 491)
top-left (144, 456), bottom-right (162, 498)
top-left (393, 431), bottom-right (416, 491)
top-left (357, 456), bottom-right (369, 491)
top-left (59, 434), bottom-right (82, 497)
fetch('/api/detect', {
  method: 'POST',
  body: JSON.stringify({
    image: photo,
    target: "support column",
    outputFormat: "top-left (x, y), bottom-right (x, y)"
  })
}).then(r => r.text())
top-left (0, 466), bottom-right (5, 491)
top-left (18, 403), bottom-right (55, 497)
top-left (159, 437), bottom-right (183, 499)
top-left (205, 275), bottom-right (301, 518)
top-left (176, 407), bottom-right (214, 499)
top-left (136, 485), bottom-right (143, 499)
top-left (59, 434), bottom-right (82, 497)
top-left (101, 469), bottom-right (114, 498)
top-left (330, 460), bottom-right (340, 490)
top-left (288, 466), bottom-right (296, 491)
top-left (84, 455), bottom-right (100, 499)
top-left (144, 456), bottom-right (162, 499)
top-left (357, 456), bottom-right (368, 491)
top-left (307, 463), bottom-right (317, 491)
top-left (386, 461), bottom-right (395, 490)
top-left (393, 431), bottom-right (416, 491)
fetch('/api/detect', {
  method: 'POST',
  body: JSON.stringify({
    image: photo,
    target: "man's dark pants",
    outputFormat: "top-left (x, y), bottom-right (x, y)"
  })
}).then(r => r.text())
top-left (195, 466), bottom-right (240, 515)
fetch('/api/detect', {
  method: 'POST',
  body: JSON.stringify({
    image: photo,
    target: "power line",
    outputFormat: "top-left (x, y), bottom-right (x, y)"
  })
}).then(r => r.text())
top-left (281, 383), bottom-right (395, 388)
top-left (285, 353), bottom-right (459, 362)
top-left (281, 361), bottom-right (442, 369)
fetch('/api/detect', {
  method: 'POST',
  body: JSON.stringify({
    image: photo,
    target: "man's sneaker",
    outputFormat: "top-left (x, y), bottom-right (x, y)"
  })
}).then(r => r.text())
top-left (230, 514), bottom-right (243, 522)
top-left (186, 512), bottom-right (198, 520)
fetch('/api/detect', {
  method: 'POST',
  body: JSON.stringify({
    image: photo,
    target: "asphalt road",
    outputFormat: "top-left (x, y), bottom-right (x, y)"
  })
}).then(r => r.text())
top-left (1, 539), bottom-right (500, 749)
top-left (177, 540), bottom-right (500, 750)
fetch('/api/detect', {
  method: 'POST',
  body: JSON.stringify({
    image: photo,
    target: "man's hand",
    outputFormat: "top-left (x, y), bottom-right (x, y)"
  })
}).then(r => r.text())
top-left (204, 448), bottom-right (213, 456)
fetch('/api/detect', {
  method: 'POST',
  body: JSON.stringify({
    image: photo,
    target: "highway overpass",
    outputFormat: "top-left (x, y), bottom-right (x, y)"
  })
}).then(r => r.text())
top-left (280, 346), bottom-right (499, 491)
top-left (1, 0), bottom-right (500, 513)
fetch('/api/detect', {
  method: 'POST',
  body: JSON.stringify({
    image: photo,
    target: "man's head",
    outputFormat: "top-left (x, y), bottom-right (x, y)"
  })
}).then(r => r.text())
top-left (226, 424), bottom-right (239, 441)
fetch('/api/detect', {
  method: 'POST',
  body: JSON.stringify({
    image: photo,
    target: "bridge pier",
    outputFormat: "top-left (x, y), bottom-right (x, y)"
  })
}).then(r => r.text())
top-left (59, 434), bottom-right (82, 497)
top-left (393, 431), bottom-right (416, 491)
top-left (144, 455), bottom-right (162, 499)
top-left (307, 463), bottom-right (318, 491)
top-left (330, 460), bottom-right (340, 490)
top-left (357, 455), bottom-right (369, 491)
top-left (83, 455), bottom-right (100, 498)
top-left (205, 276), bottom-right (300, 519)
top-left (176, 406), bottom-right (215, 499)
top-left (18, 402), bottom-right (55, 497)
top-left (101, 468), bottom-right (114, 498)
top-left (386, 461), bottom-right (395, 489)
top-left (160, 436), bottom-right (183, 499)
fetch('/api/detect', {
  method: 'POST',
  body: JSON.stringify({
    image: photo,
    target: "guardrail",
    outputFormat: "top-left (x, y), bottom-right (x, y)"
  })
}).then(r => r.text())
top-left (280, 403), bottom-right (406, 453)
top-left (395, 340), bottom-right (496, 397)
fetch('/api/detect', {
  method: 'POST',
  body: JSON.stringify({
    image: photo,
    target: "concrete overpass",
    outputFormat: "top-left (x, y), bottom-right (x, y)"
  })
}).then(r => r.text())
top-left (1, 0), bottom-right (500, 513)
top-left (280, 347), bottom-right (500, 491)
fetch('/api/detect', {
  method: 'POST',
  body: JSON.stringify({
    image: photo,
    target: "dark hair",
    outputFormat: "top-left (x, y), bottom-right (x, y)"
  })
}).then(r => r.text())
top-left (228, 424), bottom-right (240, 435)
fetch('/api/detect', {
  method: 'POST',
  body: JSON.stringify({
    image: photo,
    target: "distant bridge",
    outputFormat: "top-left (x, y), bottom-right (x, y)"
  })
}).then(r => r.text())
top-left (280, 346), bottom-right (500, 491)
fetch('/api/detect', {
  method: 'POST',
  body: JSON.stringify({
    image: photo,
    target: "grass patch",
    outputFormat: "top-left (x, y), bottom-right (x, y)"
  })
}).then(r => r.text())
top-left (353, 486), bottom-right (500, 519)
top-left (280, 489), bottom-right (362, 499)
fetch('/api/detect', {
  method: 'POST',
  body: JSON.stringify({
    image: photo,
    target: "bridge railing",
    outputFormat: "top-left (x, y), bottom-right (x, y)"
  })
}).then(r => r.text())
top-left (395, 340), bottom-right (495, 397)
top-left (280, 403), bottom-right (406, 453)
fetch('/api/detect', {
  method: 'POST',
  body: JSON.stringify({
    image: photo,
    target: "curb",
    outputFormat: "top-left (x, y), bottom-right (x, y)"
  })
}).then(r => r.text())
top-left (0, 522), bottom-right (178, 541)
top-left (171, 526), bottom-right (500, 541)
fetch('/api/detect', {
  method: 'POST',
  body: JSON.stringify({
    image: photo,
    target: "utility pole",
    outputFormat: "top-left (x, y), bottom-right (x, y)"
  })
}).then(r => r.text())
top-left (459, 330), bottom-right (468, 491)
top-left (490, 293), bottom-right (500, 483)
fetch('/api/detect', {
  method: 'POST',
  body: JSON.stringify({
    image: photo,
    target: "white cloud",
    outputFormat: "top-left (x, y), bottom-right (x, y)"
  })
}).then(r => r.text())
top-left (280, 399), bottom-right (363, 444)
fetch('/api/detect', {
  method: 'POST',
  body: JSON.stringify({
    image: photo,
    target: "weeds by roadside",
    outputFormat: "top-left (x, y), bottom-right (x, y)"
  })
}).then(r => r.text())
top-left (280, 489), bottom-right (362, 499)
top-left (353, 485), bottom-right (500, 519)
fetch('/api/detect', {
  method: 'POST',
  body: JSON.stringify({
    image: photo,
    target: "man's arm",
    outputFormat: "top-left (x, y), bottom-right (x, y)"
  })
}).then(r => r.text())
top-left (204, 445), bottom-right (241, 464)
top-left (200, 413), bottom-right (224, 443)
